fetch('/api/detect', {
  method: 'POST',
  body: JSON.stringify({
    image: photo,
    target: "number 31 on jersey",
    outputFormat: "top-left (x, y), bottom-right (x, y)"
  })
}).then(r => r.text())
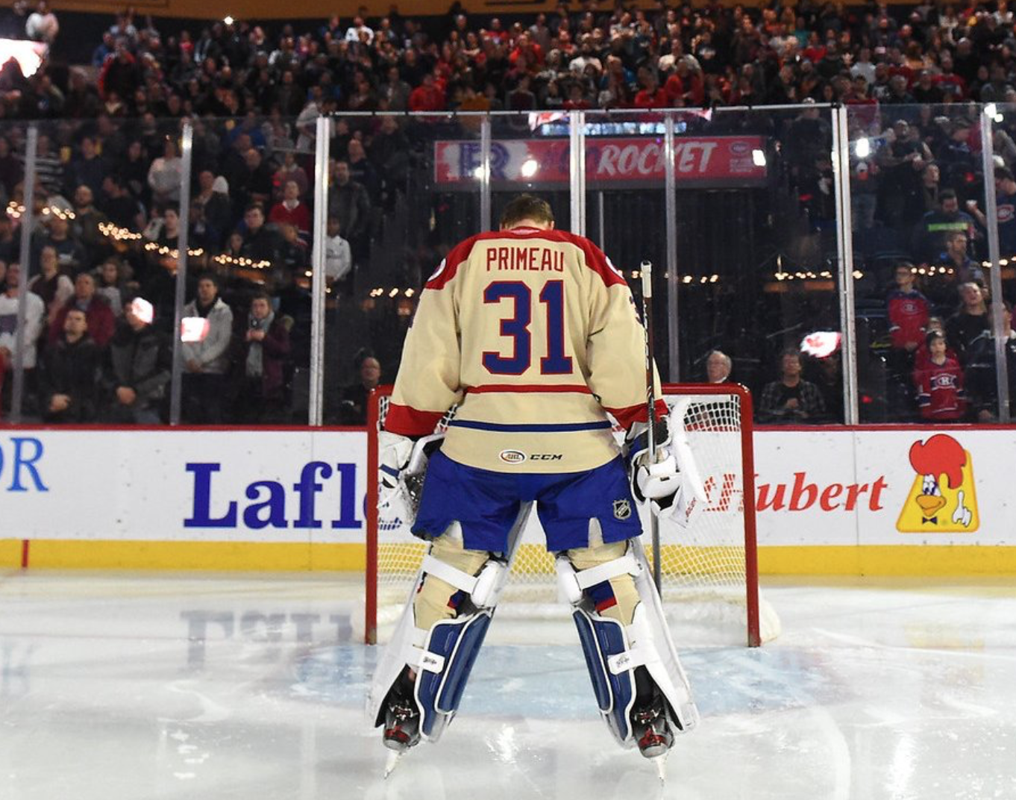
top-left (482, 280), bottom-right (573, 376)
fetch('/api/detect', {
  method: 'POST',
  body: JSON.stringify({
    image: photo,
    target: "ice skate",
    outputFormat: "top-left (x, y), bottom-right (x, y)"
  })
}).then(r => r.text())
top-left (631, 695), bottom-right (674, 760)
top-left (382, 686), bottom-right (420, 754)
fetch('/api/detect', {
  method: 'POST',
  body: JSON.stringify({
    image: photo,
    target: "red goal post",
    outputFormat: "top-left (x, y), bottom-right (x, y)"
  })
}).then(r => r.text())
top-left (365, 383), bottom-right (770, 648)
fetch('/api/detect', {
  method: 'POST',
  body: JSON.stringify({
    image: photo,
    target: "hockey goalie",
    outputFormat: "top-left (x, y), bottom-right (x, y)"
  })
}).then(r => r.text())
top-left (367, 194), bottom-right (702, 776)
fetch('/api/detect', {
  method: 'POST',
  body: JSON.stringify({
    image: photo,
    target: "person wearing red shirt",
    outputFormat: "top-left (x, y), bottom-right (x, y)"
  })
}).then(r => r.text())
top-left (633, 70), bottom-right (669, 108)
top-left (887, 262), bottom-right (930, 352)
top-left (48, 272), bottom-right (115, 348)
top-left (664, 60), bottom-right (705, 106)
top-left (914, 330), bottom-right (967, 421)
top-left (408, 73), bottom-right (446, 113)
top-left (268, 180), bottom-right (311, 237)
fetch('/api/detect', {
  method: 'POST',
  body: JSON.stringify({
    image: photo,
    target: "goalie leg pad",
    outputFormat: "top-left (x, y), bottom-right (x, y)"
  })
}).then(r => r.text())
top-left (368, 506), bottom-right (535, 743)
top-left (560, 530), bottom-right (700, 745)
top-left (573, 608), bottom-right (636, 744)
top-left (416, 611), bottom-right (493, 740)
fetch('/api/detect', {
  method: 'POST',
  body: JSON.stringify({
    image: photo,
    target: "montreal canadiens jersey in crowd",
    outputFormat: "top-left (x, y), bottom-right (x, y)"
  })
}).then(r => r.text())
top-left (385, 225), bottom-right (664, 473)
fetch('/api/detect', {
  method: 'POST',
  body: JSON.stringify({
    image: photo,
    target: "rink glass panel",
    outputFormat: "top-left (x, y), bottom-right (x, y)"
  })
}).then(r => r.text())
top-left (846, 103), bottom-right (1009, 423)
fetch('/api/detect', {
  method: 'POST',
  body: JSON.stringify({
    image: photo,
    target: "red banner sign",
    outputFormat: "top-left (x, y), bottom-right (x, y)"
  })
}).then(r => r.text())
top-left (435, 136), bottom-right (768, 188)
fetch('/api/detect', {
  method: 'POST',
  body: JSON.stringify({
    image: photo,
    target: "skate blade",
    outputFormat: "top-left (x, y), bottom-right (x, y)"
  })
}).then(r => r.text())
top-left (383, 749), bottom-right (404, 779)
top-left (652, 753), bottom-right (667, 784)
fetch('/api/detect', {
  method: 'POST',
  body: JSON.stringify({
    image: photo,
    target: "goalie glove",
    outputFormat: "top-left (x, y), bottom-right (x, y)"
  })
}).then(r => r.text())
top-left (378, 430), bottom-right (444, 525)
top-left (625, 410), bottom-right (706, 530)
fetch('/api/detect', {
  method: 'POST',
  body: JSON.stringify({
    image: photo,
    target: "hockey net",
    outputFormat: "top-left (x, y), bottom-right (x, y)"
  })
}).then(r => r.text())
top-left (364, 384), bottom-right (779, 647)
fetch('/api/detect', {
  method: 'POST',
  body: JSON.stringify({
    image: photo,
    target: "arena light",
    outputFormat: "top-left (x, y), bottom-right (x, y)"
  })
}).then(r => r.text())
top-left (129, 298), bottom-right (154, 325)
top-left (0, 39), bottom-right (47, 78)
top-left (520, 158), bottom-right (539, 179)
top-left (473, 164), bottom-right (489, 181)
top-left (800, 331), bottom-right (841, 359)
top-left (751, 149), bottom-right (766, 167)
top-left (223, 15), bottom-right (234, 25)
top-left (180, 317), bottom-right (210, 343)
top-left (855, 138), bottom-right (871, 158)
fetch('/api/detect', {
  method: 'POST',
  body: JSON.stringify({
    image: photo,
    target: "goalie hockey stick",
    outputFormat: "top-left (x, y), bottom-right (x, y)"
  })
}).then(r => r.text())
top-left (639, 260), bottom-right (663, 592)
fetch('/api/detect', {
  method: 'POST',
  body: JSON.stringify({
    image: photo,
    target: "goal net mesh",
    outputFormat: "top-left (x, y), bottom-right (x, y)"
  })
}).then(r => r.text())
top-left (366, 386), bottom-right (779, 647)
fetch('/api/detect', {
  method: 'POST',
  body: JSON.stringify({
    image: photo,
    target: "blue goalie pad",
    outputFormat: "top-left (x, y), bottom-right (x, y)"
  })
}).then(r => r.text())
top-left (572, 608), bottom-right (636, 744)
top-left (416, 611), bottom-right (493, 739)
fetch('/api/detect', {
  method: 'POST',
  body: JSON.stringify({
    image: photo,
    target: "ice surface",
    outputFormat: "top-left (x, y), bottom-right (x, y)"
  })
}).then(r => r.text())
top-left (0, 571), bottom-right (1014, 799)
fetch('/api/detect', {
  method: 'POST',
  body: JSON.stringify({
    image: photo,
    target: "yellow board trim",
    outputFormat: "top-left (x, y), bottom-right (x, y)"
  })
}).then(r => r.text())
top-left (2, 540), bottom-right (1016, 576)
top-left (759, 545), bottom-right (1016, 576)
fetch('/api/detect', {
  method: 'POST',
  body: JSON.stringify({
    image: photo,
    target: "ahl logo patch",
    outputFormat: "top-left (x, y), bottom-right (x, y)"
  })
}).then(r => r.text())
top-left (613, 499), bottom-right (632, 520)
top-left (499, 449), bottom-right (526, 464)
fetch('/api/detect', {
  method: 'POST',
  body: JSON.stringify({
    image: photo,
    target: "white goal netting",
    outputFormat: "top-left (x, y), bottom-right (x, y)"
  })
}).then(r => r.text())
top-left (364, 385), bottom-right (780, 647)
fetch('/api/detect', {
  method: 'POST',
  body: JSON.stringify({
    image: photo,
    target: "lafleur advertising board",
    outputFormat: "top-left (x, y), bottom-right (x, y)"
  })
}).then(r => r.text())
top-left (434, 136), bottom-right (769, 189)
top-left (0, 427), bottom-right (1013, 573)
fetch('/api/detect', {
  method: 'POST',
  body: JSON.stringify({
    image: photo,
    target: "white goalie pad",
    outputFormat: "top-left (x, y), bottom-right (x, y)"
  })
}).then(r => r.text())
top-left (366, 506), bottom-right (533, 739)
top-left (626, 536), bottom-right (700, 732)
top-left (565, 538), bottom-right (699, 742)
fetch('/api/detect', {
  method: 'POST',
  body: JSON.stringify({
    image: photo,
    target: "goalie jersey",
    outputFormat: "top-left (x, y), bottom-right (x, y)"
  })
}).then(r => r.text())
top-left (385, 226), bottom-right (664, 474)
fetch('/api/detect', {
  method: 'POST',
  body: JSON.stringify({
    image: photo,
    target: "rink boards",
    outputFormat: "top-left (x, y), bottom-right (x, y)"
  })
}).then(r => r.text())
top-left (0, 426), bottom-right (1014, 574)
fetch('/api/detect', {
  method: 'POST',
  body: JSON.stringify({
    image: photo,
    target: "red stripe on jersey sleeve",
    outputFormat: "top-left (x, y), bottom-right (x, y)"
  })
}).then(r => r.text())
top-left (605, 398), bottom-right (670, 429)
top-left (424, 236), bottom-right (478, 290)
top-left (384, 403), bottom-right (447, 437)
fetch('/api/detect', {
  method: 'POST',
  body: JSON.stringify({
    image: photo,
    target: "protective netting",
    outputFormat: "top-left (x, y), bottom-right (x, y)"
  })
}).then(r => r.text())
top-left (367, 387), bottom-right (780, 646)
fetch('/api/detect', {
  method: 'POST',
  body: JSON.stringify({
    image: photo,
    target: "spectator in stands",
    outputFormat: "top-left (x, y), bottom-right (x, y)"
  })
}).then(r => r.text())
top-left (147, 136), bottom-right (183, 206)
top-left (95, 259), bottom-right (126, 317)
top-left (100, 174), bottom-right (145, 232)
top-left (102, 296), bottom-right (170, 424)
top-left (886, 262), bottom-right (930, 418)
top-left (324, 214), bottom-right (353, 292)
top-left (758, 349), bottom-right (826, 424)
top-left (970, 167), bottom-right (1016, 259)
top-left (337, 352), bottom-right (381, 424)
top-left (272, 152), bottom-right (309, 201)
top-left (39, 213), bottom-right (88, 276)
top-left (239, 202), bottom-right (281, 266)
top-left (48, 271), bottom-right (115, 347)
top-left (947, 282), bottom-right (993, 371)
top-left (268, 180), bottom-right (311, 238)
top-left (29, 245), bottom-right (74, 324)
top-left (38, 307), bottom-right (101, 422)
top-left (191, 172), bottom-right (231, 248)
top-left (347, 138), bottom-right (381, 203)
top-left (181, 272), bottom-right (233, 424)
top-left (25, 0), bottom-right (58, 44)
top-left (913, 190), bottom-right (976, 265)
top-left (71, 185), bottom-right (111, 267)
top-left (965, 302), bottom-right (1016, 421)
top-left (328, 159), bottom-right (372, 261)
top-left (0, 213), bottom-right (17, 265)
top-left (936, 230), bottom-right (984, 287)
top-left (0, 265), bottom-right (45, 410)
top-left (65, 137), bottom-right (107, 198)
top-left (230, 291), bottom-right (291, 423)
top-left (236, 147), bottom-right (274, 210)
top-left (705, 349), bottom-right (732, 383)
top-left (913, 330), bottom-right (967, 422)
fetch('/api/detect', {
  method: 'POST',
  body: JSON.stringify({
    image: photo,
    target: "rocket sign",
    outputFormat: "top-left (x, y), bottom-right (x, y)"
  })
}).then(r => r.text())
top-left (896, 434), bottom-right (979, 533)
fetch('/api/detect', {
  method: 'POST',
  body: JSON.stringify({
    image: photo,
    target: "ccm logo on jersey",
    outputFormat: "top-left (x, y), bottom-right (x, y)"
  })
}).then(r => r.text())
top-left (499, 450), bottom-right (564, 464)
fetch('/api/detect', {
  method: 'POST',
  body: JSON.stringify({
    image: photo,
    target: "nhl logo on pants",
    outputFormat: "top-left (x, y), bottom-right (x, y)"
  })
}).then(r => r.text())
top-left (613, 499), bottom-right (632, 520)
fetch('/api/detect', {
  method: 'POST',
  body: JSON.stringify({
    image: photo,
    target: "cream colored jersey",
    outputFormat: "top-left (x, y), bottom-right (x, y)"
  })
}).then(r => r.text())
top-left (386, 225), bottom-right (664, 473)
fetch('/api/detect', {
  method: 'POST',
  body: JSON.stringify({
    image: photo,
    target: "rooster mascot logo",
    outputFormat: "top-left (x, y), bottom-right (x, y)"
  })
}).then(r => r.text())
top-left (896, 434), bottom-right (979, 533)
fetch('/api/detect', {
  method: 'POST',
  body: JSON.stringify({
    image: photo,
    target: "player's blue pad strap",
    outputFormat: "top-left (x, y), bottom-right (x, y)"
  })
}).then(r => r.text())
top-left (572, 609), bottom-right (633, 742)
top-left (416, 612), bottom-right (493, 738)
